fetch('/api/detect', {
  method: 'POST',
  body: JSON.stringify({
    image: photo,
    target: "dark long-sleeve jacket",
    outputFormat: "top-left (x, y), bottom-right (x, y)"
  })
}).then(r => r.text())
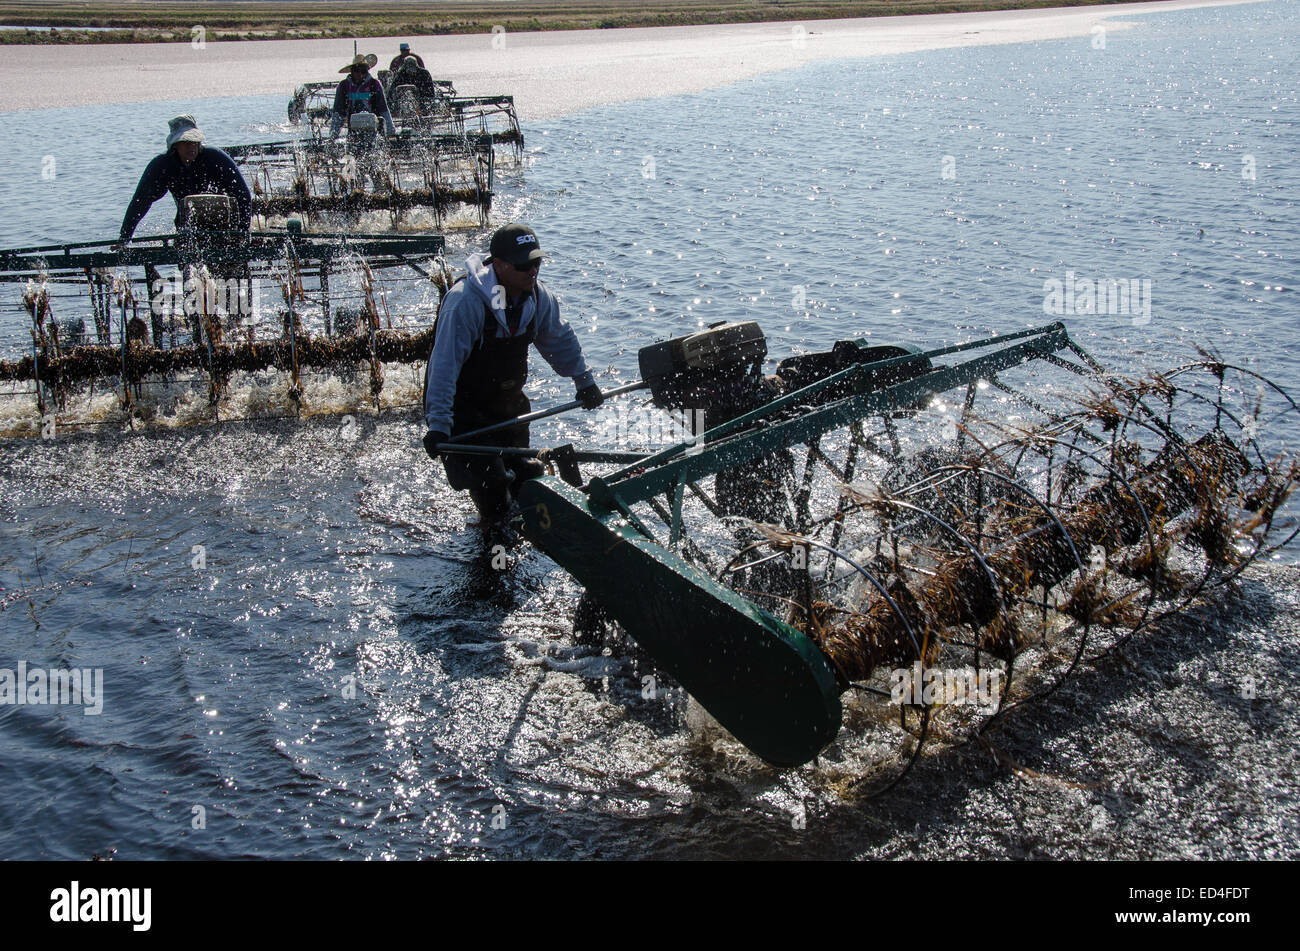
top-left (119, 146), bottom-right (252, 242)
top-left (393, 65), bottom-right (440, 98)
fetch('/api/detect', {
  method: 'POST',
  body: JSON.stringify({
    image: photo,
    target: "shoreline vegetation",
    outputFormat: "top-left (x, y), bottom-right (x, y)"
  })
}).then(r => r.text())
top-left (0, 0), bottom-right (1151, 44)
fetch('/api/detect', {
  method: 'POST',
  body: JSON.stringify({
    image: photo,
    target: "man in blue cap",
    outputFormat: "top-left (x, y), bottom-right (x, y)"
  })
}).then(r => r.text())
top-left (422, 223), bottom-right (604, 522)
top-left (119, 115), bottom-right (252, 243)
top-left (389, 42), bottom-right (425, 71)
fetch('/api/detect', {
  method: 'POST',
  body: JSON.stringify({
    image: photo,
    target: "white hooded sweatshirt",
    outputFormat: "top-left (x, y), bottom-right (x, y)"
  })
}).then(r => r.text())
top-left (423, 252), bottom-right (594, 435)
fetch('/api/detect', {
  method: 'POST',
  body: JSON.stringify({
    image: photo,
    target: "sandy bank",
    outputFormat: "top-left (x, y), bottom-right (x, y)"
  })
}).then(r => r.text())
top-left (0, 0), bottom-right (1268, 118)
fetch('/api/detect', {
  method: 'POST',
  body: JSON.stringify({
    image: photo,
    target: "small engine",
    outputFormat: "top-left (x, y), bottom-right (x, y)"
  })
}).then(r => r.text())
top-left (181, 194), bottom-right (238, 231)
top-left (637, 321), bottom-right (932, 423)
top-left (348, 111), bottom-right (379, 133)
top-left (638, 320), bottom-right (767, 411)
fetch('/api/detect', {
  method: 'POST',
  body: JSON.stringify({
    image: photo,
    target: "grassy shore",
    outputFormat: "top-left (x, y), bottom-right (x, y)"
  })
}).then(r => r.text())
top-left (0, 0), bottom-right (1149, 44)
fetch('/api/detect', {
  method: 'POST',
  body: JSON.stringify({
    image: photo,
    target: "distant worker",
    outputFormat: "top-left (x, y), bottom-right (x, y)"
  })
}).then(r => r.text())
top-left (423, 224), bottom-right (604, 522)
top-left (393, 55), bottom-right (440, 100)
top-left (389, 42), bottom-right (425, 71)
top-left (119, 115), bottom-right (252, 243)
top-left (329, 53), bottom-right (397, 139)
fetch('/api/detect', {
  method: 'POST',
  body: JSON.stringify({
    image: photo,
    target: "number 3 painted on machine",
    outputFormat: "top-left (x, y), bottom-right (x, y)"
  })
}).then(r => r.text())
top-left (536, 503), bottom-right (551, 530)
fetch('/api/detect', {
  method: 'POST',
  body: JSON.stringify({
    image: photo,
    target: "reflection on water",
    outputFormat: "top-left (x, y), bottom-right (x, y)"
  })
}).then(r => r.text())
top-left (1, 0), bottom-right (1298, 858)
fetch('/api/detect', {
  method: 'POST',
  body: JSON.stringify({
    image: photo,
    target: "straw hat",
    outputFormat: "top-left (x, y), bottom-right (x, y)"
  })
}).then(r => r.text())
top-left (340, 53), bottom-right (379, 73)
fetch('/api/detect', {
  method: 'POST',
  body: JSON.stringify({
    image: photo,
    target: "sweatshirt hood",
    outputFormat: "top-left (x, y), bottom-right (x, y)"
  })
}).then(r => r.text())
top-left (463, 252), bottom-right (498, 308)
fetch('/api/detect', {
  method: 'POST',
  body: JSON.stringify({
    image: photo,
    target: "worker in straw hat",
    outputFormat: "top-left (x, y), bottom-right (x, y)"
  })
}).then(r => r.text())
top-left (329, 52), bottom-right (397, 139)
top-left (118, 114), bottom-right (252, 244)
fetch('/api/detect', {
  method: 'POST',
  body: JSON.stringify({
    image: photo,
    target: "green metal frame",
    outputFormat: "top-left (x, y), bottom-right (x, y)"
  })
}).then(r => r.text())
top-left (593, 323), bottom-right (1075, 533)
top-left (519, 477), bottom-right (843, 767)
top-left (0, 232), bottom-right (447, 280)
top-left (226, 132), bottom-right (495, 162)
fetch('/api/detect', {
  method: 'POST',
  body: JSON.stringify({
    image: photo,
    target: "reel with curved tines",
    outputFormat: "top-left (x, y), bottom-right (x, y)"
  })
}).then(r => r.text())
top-left (706, 363), bottom-right (1298, 796)
top-left (713, 500), bottom-right (1022, 798)
top-left (970, 359), bottom-right (1300, 656)
top-left (515, 323), bottom-right (1299, 783)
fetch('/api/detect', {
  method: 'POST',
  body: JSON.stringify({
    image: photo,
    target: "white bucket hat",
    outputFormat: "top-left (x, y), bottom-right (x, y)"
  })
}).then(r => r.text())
top-left (166, 115), bottom-right (205, 149)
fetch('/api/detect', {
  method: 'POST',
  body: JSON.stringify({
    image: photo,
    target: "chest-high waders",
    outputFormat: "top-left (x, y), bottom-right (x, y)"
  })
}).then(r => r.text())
top-left (431, 286), bottom-right (547, 521)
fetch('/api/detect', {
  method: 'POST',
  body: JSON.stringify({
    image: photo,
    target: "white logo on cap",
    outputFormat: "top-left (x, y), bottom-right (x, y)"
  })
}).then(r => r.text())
top-left (516, 235), bottom-right (537, 245)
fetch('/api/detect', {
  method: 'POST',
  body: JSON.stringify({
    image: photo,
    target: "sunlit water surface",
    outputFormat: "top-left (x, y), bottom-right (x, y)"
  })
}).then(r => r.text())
top-left (0, 1), bottom-right (1296, 858)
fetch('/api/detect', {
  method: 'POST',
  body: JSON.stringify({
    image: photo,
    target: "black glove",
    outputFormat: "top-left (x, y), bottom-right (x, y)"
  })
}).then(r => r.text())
top-left (423, 430), bottom-right (450, 460)
top-left (576, 383), bottom-right (604, 410)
